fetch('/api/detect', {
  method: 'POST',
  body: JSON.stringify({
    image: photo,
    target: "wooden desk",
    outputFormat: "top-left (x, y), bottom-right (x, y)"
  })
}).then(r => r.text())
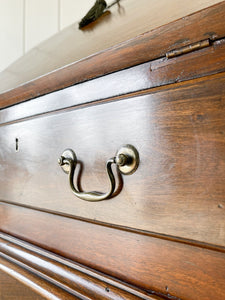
top-left (0, 2), bottom-right (225, 299)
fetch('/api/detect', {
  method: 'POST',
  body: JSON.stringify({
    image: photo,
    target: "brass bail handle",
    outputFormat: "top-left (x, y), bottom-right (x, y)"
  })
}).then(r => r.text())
top-left (58, 145), bottom-right (139, 202)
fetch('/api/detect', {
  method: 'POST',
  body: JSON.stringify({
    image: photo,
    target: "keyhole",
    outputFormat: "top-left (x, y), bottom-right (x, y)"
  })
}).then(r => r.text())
top-left (15, 138), bottom-right (19, 151)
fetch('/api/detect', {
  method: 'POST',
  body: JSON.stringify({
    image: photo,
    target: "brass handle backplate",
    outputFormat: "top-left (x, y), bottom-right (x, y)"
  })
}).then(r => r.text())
top-left (58, 144), bottom-right (139, 202)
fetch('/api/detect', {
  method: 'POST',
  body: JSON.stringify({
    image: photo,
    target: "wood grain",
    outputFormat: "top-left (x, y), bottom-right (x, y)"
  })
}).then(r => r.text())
top-left (0, 73), bottom-right (224, 246)
top-left (1, 38), bottom-right (225, 125)
top-left (0, 257), bottom-right (80, 300)
top-left (0, 266), bottom-right (44, 300)
top-left (0, 3), bottom-right (224, 299)
top-left (149, 38), bottom-right (225, 86)
top-left (0, 233), bottom-right (162, 300)
top-left (1, 204), bottom-right (225, 300)
top-left (0, 1), bottom-right (225, 108)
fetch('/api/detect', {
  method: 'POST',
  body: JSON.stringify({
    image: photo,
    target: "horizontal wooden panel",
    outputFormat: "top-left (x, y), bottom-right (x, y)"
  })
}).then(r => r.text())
top-left (0, 73), bottom-right (225, 246)
top-left (0, 233), bottom-right (161, 300)
top-left (1, 38), bottom-right (225, 125)
top-left (0, 204), bottom-right (225, 300)
top-left (0, 1), bottom-right (225, 108)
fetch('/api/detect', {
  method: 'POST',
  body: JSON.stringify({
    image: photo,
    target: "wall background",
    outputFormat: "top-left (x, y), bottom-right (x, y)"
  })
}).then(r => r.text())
top-left (0, 0), bottom-right (93, 72)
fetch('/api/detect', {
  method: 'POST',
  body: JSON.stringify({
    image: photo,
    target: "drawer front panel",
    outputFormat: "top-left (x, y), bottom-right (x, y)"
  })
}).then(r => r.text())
top-left (0, 73), bottom-right (225, 246)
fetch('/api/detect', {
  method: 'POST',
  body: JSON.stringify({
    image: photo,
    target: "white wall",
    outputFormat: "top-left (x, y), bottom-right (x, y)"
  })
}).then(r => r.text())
top-left (0, 0), bottom-right (93, 72)
top-left (0, 0), bottom-right (24, 72)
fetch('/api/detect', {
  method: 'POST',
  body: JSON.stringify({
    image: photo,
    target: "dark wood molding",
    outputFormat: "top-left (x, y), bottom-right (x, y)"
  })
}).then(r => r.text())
top-left (0, 233), bottom-right (162, 300)
top-left (0, 265), bottom-right (45, 300)
top-left (0, 1), bottom-right (225, 109)
top-left (1, 203), bottom-right (225, 300)
top-left (0, 256), bottom-right (81, 300)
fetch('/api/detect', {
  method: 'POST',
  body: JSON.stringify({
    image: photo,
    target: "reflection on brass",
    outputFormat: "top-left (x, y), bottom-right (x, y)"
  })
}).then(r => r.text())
top-left (166, 39), bottom-right (210, 58)
top-left (58, 144), bottom-right (139, 202)
top-left (115, 145), bottom-right (139, 175)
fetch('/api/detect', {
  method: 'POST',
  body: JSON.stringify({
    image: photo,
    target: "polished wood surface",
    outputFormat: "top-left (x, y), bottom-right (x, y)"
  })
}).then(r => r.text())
top-left (0, 3), bottom-right (225, 300)
top-left (1, 204), bottom-right (225, 300)
top-left (0, 1), bottom-right (225, 108)
top-left (0, 72), bottom-right (224, 246)
top-left (0, 266), bottom-right (44, 300)
top-left (0, 257), bottom-right (80, 300)
top-left (1, 37), bottom-right (225, 125)
top-left (0, 233), bottom-right (161, 300)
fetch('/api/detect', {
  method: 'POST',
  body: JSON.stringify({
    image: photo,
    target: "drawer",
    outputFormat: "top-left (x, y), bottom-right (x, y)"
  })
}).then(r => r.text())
top-left (0, 72), bottom-right (224, 247)
top-left (1, 4), bottom-right (225, 300)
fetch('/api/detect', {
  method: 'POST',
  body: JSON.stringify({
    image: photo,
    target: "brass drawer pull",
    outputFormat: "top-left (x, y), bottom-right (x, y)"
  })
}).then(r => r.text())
top-left (58, 145), bottom-right (139, 202)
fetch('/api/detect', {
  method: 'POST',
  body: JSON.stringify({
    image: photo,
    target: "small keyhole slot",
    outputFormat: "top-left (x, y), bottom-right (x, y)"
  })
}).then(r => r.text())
top-left (15, 138), bottom-right (19, 152)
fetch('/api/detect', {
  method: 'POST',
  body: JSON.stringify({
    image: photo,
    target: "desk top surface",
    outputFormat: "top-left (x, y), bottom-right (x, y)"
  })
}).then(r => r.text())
top-left (0, 0), bottom-right (224, 109)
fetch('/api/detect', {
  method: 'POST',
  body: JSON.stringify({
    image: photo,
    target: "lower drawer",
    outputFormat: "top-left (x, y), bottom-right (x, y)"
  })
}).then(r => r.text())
top-left (0, 73), bottom-right (225, 246)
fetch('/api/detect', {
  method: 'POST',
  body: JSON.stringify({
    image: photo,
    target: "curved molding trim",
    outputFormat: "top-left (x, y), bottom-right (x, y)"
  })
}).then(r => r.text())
top-left (0, 233), bottom-right (162, 300)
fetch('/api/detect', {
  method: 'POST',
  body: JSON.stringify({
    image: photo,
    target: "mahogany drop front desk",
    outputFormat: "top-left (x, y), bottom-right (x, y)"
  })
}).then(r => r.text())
top-left (0, 2), bottom-right (225, 300)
